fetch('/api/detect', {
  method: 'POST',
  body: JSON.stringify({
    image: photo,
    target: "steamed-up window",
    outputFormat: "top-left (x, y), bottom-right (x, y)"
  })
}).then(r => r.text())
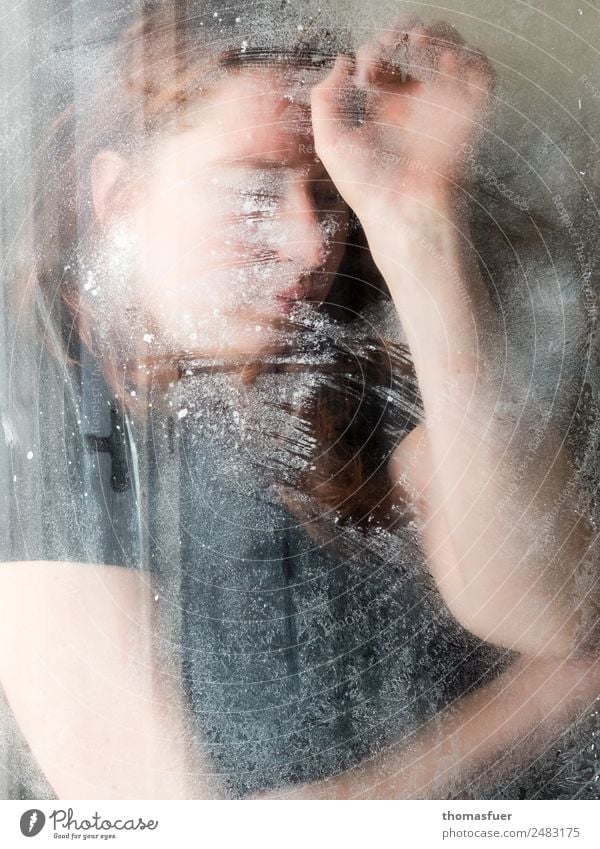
top-left (0, 0), bottom-right (598, 801)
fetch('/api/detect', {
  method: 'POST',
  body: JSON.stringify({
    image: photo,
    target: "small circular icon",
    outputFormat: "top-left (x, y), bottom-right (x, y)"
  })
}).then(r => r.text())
top-left (19, 810), bottom-right (46, 837)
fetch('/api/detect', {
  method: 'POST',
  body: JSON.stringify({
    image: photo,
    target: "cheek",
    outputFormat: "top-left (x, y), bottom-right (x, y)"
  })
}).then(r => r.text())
top-left (134, 185), bottom-right (283, 294)
top-left (134, 187), bottom-right (223, 287)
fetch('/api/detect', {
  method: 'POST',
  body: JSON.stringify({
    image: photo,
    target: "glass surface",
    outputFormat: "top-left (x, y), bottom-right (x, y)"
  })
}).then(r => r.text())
top-left (0, 0), bottom-right (598, 800)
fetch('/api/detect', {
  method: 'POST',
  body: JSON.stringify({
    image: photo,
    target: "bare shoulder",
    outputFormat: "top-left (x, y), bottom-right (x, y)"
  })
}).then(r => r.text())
top-left (0, 560), bottom-right (198, 799)
top-left (0, 559), bottom-right (152, 593)
top-left (0, 561), bottom-right (156, 673)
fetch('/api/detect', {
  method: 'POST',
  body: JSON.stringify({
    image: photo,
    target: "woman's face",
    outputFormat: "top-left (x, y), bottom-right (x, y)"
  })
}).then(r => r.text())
top-left (93, 66), bottom-right (351, 359)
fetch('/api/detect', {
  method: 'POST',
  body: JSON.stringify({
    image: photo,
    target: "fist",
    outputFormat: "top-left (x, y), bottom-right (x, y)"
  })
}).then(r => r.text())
top-left (312, 18), bottom-right (495, 214)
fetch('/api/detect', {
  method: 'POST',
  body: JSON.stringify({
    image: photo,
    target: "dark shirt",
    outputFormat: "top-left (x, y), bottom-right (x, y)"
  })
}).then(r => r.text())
top-left (7, 338), bottom-right (589, 800)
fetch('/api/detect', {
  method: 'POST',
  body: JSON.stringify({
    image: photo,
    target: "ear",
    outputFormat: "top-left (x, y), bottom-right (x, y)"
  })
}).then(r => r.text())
top-left (90, 150), bottom-right (129, 226)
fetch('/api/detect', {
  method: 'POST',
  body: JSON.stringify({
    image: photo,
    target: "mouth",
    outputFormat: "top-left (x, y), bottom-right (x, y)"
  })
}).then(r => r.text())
top-left (274, 281), bottom-right (325, 314)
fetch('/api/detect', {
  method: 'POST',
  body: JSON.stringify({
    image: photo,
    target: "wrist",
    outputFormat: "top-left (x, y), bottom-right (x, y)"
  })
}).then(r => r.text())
top-left (353, 180), bottom-right (463, 232)
top-left (355, 191), bottom-right (469, 262)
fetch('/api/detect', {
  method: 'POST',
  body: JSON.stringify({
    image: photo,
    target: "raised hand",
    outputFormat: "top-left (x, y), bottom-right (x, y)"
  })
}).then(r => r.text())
top-left (312, 18), bottom-right (495, 214)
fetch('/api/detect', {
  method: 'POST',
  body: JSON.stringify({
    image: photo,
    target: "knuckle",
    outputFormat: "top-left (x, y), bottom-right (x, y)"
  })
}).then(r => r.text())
top-left (427, 19), bottom-right (466, 45)
top-left (356, 42), bottom-right (377, 61)
top-left (466, 50), bottom-right (497, 87)
top-left (391, 14), bottom-right (425, 34)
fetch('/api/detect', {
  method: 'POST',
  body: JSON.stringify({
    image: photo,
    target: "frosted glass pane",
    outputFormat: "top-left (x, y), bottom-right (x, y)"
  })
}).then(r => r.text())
top-left (0, 0), bottom-right (598, 801)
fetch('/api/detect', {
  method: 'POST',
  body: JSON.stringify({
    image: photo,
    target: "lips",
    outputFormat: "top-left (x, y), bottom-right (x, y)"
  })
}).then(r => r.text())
top-left (276, 285), bottom-right (305, 303)
top-left (276, 278), bottom-right (325, 305)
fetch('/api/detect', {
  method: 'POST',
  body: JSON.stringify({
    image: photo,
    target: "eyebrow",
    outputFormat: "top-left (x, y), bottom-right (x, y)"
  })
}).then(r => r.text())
top-left (212, 156), bottom-right (331, 182)
top-left (213, 155), bottom-right (290, 169)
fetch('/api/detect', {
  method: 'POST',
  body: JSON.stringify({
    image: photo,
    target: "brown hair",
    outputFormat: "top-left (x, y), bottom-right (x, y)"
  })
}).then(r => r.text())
top-left (29, 4), bottom-right (420, 536)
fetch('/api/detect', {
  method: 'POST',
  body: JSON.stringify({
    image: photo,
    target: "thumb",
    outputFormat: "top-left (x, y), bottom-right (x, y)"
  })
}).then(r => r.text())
top-left (311, 54), bottom-right (358, 156)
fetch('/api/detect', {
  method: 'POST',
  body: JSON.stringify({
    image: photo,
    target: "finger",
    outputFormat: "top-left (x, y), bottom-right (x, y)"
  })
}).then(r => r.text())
top-left (441, 44), bottom-right (495, 115)
top-left (403, 20), bottom-right (467, 85)
top-left (418, 19), bottom-right (466, 49)
top-left (355, 40), bottom-right (384, 88)
top-left (355, 38), bottom-right (411, 89)
top-left (311, 54), bottom-right (357, 152)
top-left (378, 15), bottom-right (425, 48)
top-left (354, 17), bottom-right (425, 88)
top-left (463, 45), bottom-right (497, 95)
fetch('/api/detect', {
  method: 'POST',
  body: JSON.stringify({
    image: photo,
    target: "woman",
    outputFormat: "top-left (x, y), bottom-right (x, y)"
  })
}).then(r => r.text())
top-left (0, 5), bottom-right (598, 799)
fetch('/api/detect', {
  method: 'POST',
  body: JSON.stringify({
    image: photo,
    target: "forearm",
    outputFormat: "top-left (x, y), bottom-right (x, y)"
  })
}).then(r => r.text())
top-left (363, 193), bottom-right (492, 370)
top-left (359, 194), bottom-right (597, 656)
top-left (366, 654), bottom-right (600, 800)
top-left (262, 654), bottom-right (600, 799)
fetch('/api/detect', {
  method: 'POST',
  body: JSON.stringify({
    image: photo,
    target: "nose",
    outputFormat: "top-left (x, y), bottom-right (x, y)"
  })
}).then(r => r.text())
top-left (278, 180), bottom-right (327, 270)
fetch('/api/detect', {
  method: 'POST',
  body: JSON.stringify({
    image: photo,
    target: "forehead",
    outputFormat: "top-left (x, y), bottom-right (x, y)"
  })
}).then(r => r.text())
top-left (167, 67), bottom-right (322, 169)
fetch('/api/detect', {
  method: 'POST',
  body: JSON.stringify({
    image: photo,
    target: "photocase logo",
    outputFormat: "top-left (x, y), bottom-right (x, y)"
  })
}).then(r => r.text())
top-left (19, 809), bottom-right (46, 837)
